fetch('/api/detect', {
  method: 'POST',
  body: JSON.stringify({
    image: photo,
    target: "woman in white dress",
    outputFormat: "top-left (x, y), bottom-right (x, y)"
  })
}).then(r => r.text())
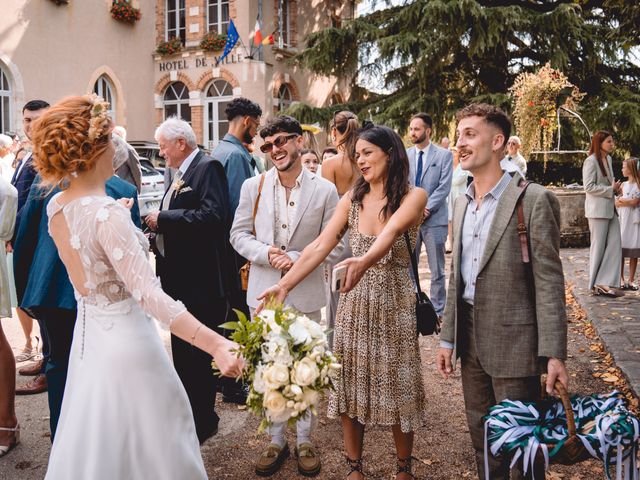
top-left (0, 175), bottom-right (19, 458)
top-left (616, 157), bottom-right (640, 290)
top-left (29, 95), bottom-right (243, 480)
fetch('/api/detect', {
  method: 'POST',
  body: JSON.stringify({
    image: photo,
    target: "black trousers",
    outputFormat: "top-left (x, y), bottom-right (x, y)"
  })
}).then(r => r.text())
top-left (33, 307), bottom-right (77, 441)
top-left (171, 296), bottom-right (230, 444)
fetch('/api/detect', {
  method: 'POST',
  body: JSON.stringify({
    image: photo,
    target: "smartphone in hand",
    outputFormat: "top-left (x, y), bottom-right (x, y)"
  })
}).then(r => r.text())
top-left (331, 265), bottom-right (348, 292)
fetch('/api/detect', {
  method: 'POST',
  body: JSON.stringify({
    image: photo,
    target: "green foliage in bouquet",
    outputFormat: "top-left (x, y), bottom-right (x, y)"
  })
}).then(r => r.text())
top-left (216, 304), bottom-right (341, 432)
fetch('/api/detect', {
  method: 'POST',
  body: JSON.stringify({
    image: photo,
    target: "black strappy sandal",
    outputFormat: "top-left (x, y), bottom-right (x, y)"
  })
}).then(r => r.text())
top-left (396, 456), bottom-right (415, 479)
top-left (346, 456), bottom-right (364, 479)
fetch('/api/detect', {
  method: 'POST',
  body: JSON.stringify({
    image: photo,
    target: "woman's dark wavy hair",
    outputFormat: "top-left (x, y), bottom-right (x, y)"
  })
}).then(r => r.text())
top-left (351, 124), bottom-right (410, 221)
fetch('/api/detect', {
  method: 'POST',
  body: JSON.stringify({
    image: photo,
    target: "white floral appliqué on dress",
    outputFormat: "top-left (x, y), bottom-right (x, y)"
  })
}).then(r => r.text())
top-left (44, 194), bottom-right (207, 480)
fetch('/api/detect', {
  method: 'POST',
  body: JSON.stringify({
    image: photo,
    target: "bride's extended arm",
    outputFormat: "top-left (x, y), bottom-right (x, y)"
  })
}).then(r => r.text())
top-left (257, 194), bottom-right (351, 306)
top-left (96, 203), bottom-right (243, 377)
top-left (338, 188), bottom-right (427, 292)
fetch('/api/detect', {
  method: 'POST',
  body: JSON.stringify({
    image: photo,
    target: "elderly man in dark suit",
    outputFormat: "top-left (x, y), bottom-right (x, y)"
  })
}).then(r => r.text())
top-left (146, 117), bottom-right (236, 444)
top-left (14, 172), bottom-right (140, 439)
top-left (437, 104), bottom-right (568, 480)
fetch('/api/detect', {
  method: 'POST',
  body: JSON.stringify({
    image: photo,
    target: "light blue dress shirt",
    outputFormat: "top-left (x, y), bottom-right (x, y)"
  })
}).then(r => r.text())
top-left (440, 171), bottom-right (512, 350)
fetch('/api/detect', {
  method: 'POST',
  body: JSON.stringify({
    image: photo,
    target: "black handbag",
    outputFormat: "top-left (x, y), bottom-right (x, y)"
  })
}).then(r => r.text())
top-left (404, 232), bottom-right (441, 336)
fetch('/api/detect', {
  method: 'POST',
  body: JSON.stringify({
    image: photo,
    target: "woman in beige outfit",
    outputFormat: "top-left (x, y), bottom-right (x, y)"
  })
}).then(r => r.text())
top-left (583, 130), bottom-right (623, 296)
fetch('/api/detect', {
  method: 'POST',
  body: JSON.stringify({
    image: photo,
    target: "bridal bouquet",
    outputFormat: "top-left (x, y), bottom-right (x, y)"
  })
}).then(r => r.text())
top-left (217, 304), bottom-right (341, 430)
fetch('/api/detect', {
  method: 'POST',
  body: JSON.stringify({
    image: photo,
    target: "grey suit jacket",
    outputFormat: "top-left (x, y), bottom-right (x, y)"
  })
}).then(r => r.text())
top-left (230, 167), bottom-right (342, 312)
top-left (583, 154), bottom-right (615, 219)
top-left (407, 144), bottom-right (453, 227)
top-left (441, 174), bottom-right (567, 377)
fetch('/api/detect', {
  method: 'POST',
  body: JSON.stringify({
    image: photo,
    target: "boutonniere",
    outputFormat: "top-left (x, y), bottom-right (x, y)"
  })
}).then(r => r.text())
top-left (177, 186), bottom-right (193, 195)
top-left (172, 178), bottom-right (185, 192)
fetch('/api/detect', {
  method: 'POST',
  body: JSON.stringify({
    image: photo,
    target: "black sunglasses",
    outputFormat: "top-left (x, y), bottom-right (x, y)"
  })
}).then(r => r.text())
top-left (259, 133), bottom-right (298, 153)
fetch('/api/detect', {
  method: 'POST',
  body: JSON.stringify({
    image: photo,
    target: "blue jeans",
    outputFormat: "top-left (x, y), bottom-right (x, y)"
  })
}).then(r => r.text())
top-left (415, 224), bottom-right (447, 315)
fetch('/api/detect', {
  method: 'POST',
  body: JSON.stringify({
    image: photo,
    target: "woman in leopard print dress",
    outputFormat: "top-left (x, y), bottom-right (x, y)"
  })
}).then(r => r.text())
top-left (259, 125), bottom-right (427, 480)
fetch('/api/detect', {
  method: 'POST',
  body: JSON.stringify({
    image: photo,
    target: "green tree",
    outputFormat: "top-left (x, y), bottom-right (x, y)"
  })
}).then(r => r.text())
top-left (290, 0), bottom-right (640, 153)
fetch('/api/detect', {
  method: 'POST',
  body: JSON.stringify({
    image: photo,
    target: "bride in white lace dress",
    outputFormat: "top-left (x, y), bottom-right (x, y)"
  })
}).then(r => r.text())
top-left (30, 96), bottom-right (243, 480)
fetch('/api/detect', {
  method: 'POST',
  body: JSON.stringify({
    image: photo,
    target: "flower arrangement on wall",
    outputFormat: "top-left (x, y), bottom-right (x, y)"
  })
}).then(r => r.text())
top-left (510, 63), bottom-right (584, 163)
top-left (156, 37), bottom-right (183, 56)
top-left (199, 32), bottom-right (227, 52)
top-left (110, 0), bottom-right (141, 24)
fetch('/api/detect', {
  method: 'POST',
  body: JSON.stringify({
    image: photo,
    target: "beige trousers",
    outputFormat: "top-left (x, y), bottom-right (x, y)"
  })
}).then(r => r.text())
top-left (588, 216), bottom-right (622, 290)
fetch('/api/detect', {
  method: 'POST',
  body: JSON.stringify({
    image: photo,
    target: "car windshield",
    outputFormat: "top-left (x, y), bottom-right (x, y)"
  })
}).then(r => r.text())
top-left (139, 159), bottom-right (160, 176)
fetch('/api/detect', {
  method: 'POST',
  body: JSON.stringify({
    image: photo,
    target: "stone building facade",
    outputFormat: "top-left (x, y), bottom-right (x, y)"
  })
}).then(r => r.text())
top-left (153, 0), bottom-right (354, 148)
top-left (0, 0), bottom-right (353, 146)
top-left (0, 0), bottom-right (156, 140)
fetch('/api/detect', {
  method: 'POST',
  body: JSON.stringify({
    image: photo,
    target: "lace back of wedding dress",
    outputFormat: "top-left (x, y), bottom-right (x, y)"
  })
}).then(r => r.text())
top-left (46, 194), bottom-right (186, 326)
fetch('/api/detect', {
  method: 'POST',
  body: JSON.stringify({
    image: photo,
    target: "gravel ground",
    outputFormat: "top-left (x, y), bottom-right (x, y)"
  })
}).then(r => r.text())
top-left (200, 285), bottom-right (622, 480)
top-left (1, 272), bottom-right (636, 479)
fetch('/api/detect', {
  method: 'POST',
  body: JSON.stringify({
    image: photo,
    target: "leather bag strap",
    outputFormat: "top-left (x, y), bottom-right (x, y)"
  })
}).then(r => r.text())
top-left (251, 173), bottom-right (266, 236)
top-left (516, 179), bottom-right (532, 264)
top-left (404, 232), bottom-right (423, 298)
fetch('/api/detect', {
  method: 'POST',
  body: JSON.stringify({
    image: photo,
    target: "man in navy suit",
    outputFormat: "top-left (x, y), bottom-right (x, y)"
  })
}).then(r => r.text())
top-left (13, 172), bottom-right (140, 439)
top-left (407, 113), bottom-right (453, 318)
top-left (8, 100), bottom-right (50, 395)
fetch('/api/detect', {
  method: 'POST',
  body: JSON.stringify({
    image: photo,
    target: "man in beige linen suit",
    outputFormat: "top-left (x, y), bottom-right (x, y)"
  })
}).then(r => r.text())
top-left (230, 115), bottom-right (341, 477)
top-left (436, 104), bottom-right (568, 480)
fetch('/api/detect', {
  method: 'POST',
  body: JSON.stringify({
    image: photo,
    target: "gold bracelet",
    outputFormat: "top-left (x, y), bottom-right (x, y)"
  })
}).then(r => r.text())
top-left (190, 324), bottom-right (203, 346)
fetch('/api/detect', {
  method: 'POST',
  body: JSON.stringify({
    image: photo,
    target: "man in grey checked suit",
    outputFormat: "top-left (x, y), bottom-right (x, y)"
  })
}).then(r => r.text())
top-left (407, 113), bottom-right (453, 316)
top-left (436, 104), bottom-right (568, 480)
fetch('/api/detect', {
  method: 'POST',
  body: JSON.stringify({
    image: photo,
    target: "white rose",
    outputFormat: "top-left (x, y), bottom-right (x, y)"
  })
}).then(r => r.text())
top-left (259, 309), bottom-right (282, 335)
top-left (290, 384), bottom-right (303, 399)
top-left (291, 357), bottom-right (320, 387)
top-left (262, 333), bottom-right (293, 366)
top-left (307, 320), bottom-right (325, 339)
top-left (262, 363), bottom-right (290, 390)
top-left (289, 319), bottom-right (313, 345)
top-left (302, 388), bottom-right (320, 409)
top-left (264, 390), bottom-right (290, 423)
top-left (253, 364), bottom-right (267, 394)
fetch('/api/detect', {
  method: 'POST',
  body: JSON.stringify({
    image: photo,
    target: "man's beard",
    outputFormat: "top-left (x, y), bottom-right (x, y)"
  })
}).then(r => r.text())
top-left (412, 132), bottom-right (427, 145)
top-left (242, 128), bottom-right (254, 144)
top-left (274, 149), bottom-right (299, 172)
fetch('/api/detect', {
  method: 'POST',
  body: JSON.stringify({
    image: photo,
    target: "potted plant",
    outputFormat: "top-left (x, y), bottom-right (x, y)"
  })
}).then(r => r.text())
top-left (199, 32), bottom-right (227, 52)
top-left (510, 63), bottom-right (584, 165)
top-left (156, 37), bottom-right (183, 55)
top-left (110, 0), bottom-right (141, 24)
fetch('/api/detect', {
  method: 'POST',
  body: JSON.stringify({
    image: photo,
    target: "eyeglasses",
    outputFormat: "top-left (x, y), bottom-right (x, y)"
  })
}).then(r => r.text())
top-left (259, 134), bottom-right (298, 153)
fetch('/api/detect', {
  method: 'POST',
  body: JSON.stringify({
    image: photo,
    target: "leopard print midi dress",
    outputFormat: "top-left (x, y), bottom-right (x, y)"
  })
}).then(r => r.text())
top-left (327, 200), bottom-right (428, 433)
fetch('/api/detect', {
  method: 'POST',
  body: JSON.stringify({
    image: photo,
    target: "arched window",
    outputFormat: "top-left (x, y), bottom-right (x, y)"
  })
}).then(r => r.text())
top-left (93, 75), bottom-right (116, 119)
top-left (166, 0), bottom-right (186, 44)
top-left (277, 84), bottom-right (293, 113)
top-left (0, 66), bottom-right (12, 134)
top-left (207, 0), bottom-right (230, 35)
top-left (163, 81), bottom-right (191, 123)
top-left (204, 79), bottom-right (233, 149)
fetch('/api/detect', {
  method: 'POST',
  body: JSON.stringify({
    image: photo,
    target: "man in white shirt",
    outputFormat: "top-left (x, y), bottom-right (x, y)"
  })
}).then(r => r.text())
top-left (231, 115), bottom-right (341, 478)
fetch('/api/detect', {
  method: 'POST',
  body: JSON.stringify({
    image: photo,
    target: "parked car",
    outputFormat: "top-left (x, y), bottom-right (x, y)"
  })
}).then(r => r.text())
top-left (138, 158), bottom-right (165, 220)
top-left (130, 141), bottom-right (165, 172)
